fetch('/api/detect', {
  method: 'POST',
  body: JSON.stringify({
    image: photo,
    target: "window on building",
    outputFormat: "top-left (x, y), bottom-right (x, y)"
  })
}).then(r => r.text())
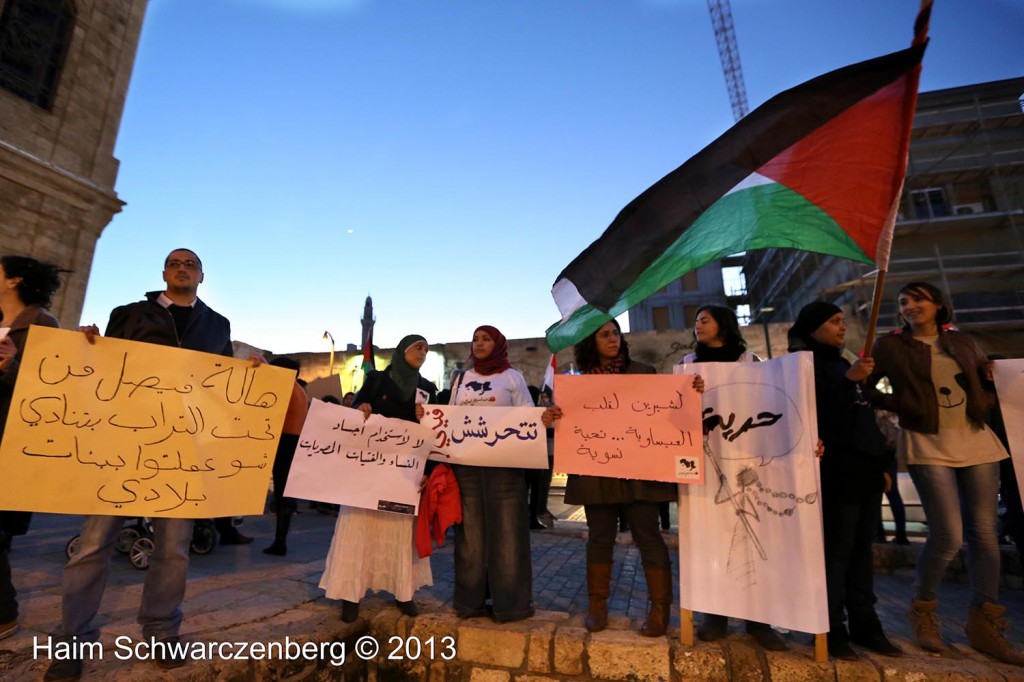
top-left (683, 305), bottom-right (701, 327)
top-left (0, 0), bottom-right (75, 110)
top-left (910, 187), bottom-right (948, 219)
top-left (680, 271), bottom-right (700, 292)
top-left (652, 306), bottom-right (670, 331)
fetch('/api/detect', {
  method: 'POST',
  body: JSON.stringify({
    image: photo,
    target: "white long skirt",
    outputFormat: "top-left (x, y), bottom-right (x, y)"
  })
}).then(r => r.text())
top-left (319, 506), bottom-right (432, 602)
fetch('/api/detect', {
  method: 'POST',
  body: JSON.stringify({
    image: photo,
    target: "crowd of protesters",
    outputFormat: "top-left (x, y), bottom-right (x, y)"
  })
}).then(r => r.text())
top-left (0, 253), bottom-right (1021, 678)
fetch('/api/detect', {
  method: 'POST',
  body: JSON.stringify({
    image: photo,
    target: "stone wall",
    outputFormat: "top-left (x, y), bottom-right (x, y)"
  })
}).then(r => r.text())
top-left (0, 0), bottom-right (147, 326)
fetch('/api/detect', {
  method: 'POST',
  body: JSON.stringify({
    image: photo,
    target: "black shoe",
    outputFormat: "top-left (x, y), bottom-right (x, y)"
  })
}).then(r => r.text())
top-left (850, 629), bottom-right (903, 657)
top-left (154, 636), bottom-right (187, 669)
top-left (894, 535), bottom-right (911, 545)
top-left (746, 621), bottom-right (788, 651)
top-left (396, 600), bottom-right (418, 617)
top-left (220, 532), bottom-right (253, 546)
top-left (827, 631), bottom-right (859, 661)
top-left (697, 614), bottom-right (729, 642)
top-left (529, 517), bottom-right (547, 530)
top-left (341, 600), bottom-right (360, 623)
top-left (262, 542), bottom-right (287, 556)
top-left (44, 657), bottom-right (83, 682)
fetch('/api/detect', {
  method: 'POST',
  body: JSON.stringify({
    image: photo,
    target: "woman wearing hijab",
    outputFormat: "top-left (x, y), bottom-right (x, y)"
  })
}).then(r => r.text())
top-left (564, 318), bottom-right (686, 637)
top-left (789, 302), bottom-right (900, 660)
top-left (0, 255), bottom-right (65, 640)
top-left (450, 325), bottom-right (555, 622)
top-left (319, 335), bottom-right (437, 623)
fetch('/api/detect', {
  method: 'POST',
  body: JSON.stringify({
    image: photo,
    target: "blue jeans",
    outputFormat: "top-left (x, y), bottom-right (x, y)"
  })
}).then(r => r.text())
top-left (59, 516), bottom-right (193, 642)
top-left (451, 465), bottom-right (533, 621)
top-left (908, 462), bottom-right (1001, 607)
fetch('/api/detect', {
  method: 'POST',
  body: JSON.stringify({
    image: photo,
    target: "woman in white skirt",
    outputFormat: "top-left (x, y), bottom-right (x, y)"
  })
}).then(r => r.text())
top-left (319, 335), bottom-right (436, 622)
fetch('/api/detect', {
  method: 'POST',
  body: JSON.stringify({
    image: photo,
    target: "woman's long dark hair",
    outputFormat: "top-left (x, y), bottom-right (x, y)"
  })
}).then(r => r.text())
top-left (693, 305), bottom-right (747, 359)
top-left (574, 318), bottom-right (630, 372)
top-left (896, 281), bottom-right (952, 330)
top-left (1, 255), bottom-right (68, 309)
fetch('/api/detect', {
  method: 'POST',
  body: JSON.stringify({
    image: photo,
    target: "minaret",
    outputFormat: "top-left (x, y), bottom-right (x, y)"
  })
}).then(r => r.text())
top-left (361, 296), bottom-right (375, 371)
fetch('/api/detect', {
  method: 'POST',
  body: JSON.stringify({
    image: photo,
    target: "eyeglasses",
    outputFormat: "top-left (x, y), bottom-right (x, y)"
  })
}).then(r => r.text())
top-left (165, 259), bottom-right (201, 270)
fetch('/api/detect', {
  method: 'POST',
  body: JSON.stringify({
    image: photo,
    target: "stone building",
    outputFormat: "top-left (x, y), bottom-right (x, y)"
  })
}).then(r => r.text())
top-left (743, 77), bottom-right (1024, 356)
top-left (0, 0), bottom-right (147, 325)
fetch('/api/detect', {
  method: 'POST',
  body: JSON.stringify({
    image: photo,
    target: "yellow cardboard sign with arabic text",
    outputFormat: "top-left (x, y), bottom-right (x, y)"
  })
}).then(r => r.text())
top-left (0, 326), bottom-right (294, 517)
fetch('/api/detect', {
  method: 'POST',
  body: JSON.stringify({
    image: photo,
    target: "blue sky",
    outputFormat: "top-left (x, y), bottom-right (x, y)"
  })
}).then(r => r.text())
top-left (80, 0), bottom-right (1024, 353)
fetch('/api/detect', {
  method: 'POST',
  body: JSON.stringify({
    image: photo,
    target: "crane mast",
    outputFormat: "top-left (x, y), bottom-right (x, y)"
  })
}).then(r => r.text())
top-left (707, 0), bottom-right (749, 122)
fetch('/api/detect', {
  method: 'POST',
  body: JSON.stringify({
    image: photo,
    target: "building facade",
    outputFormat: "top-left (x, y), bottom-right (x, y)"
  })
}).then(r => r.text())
top-left (0, 0), bottom-right (147, 326)
top-left (742, 77), bottom-right (1024, 355)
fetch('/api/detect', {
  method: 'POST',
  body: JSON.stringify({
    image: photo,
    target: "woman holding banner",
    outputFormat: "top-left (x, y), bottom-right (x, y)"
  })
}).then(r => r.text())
top-left (450, 325), bottom-right (555, 623)
top-left (564, 318), bottom-right (682, 637)
top-left (788, 302), bottom-right (900, 660)
top-left (680, 305), bottom-right (788, 651)
top-left (319, 335), bottom-right (436, 623)
top-left (0, 255), bottom-right (65, 640)
top-left (867, 282), bottom-right (1021, 665)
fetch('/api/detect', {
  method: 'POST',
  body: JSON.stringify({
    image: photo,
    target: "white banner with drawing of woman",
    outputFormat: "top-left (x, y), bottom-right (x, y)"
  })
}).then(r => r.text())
top-left (674, 352), bottom-right (827, 634)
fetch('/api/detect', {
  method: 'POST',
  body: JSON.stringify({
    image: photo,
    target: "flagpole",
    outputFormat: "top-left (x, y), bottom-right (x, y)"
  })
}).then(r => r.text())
top-left (862, 0), bottom-right (930, 356)
top-left (861, 270), bottom-right (887, 354)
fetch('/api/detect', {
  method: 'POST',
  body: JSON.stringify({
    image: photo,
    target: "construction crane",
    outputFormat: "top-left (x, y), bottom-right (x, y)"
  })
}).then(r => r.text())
top-left (707, 0), bottom-right (749, 122)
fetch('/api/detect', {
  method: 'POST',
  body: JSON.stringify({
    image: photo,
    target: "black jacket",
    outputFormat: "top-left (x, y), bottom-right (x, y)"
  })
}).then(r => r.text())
top-left (811, 344), bottom-right (888, 500)
top-left (106, 291), bottom-right (233, 357)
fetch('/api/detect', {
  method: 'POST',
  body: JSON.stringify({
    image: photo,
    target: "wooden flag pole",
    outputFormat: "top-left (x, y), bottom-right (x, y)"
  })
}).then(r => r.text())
top-left (680, 607), bottom-right (694, 646)
top-left (861, 269), bottom-right (888, 355)
top-left (815, 633), bottom-right (829, 663)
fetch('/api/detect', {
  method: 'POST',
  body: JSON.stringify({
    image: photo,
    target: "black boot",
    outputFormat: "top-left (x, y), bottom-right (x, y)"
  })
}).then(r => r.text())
top-left (697, 613), bottom-right (728, 642)
top-left (396, 600), bottom-right (418, 616)
top-left (746, 621), bottom-right (788, 651)
top-left (827, 624), bottom-right (859, 661)
top-left (341, 600), bottom-right (360, 623)
top-left (263, 510), bottom-right (292, 556)
top-left (850, 611), bottom-right (902, 657)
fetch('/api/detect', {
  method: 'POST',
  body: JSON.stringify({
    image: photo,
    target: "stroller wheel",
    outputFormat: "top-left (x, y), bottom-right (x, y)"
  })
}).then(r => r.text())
top-left (65, 535), bottom-right (81, 560)
top-left (129, 536), bottom-right (155, 570)
top-left (191, 525), bottom-right (215, 555)
top-left (115, 527), bottom-right (141, 554)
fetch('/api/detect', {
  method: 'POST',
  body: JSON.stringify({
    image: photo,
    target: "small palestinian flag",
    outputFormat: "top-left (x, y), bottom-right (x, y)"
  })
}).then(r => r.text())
top-left (362, 329), bottom-right (375, 374)
top-left (547, 3), bottom-right (930, 352)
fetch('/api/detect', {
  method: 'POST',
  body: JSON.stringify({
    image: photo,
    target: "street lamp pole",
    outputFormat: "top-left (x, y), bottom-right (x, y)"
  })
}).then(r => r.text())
top-left (322, 330), bottom-right (335, 377)
top-left (759, 307), bottom-right (775, 359)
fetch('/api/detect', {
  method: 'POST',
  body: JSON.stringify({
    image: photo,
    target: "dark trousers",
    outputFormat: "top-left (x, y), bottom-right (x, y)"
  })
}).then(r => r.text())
top-left (878, 458), bottom-right (907, 539)
top-left (271, 434), bottom-right (299, 515)
top-left (584, 502), bottom-right (670, 569)
top-left (823, 490), bottom-right (882, 629)
top-left (0, 532), bottom-right (15, 623)
top-left (452, 465), bottom-right (533, 621)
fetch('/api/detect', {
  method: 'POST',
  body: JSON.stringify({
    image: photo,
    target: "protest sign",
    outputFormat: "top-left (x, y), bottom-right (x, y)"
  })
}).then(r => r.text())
top-left (0, 326), bottom-right (293, 518)
top-left (553, 374), bottom-right (703, 483)
top-left (993, 359), bottom-right (1024, 501)
top-left (285, 399), bottom-right (433, 514)
top-left (675, 352), bottom-right (826, 633)
top-left (422, 405), bottom-right (548, 468)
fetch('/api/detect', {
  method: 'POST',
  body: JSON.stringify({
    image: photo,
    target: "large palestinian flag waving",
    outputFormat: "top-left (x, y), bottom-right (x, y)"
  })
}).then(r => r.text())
top-left (546, 3), bottom-right (930, 353)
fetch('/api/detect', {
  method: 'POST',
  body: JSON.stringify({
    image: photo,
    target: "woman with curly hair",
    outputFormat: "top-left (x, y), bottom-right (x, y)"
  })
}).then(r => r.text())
top-left (0, 255), bottom-right (66, 639)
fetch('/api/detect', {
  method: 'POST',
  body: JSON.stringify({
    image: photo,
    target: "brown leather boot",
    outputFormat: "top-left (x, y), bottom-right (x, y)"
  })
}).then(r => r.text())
top-left (908, 598), bottom-right (945, 652)
top-left (640, 567), bottom-right (673, 637)
top-left (584, 563), bottom-right (612, 632)
top-left (965, 602), bottom-right (1024, 666)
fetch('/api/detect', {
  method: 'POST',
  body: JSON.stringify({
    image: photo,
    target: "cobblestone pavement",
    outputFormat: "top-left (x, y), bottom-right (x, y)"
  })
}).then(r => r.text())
top-left (2, 499), bottom-right (1022, 679)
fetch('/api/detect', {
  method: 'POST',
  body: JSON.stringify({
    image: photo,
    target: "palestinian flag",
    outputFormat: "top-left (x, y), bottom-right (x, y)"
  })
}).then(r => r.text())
top-left (362, 328), bottom-right (375, 373)
top-left (546, 3), bottom-right (930, 352)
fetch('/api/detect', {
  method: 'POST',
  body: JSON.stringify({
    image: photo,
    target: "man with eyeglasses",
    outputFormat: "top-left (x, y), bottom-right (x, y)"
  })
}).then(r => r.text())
top-left (45, 249), bottom-right (239, 681)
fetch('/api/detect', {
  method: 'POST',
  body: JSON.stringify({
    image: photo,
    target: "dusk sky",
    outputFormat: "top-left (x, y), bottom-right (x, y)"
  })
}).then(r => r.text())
top-left (79, 0), bottom-right (1024, 354)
